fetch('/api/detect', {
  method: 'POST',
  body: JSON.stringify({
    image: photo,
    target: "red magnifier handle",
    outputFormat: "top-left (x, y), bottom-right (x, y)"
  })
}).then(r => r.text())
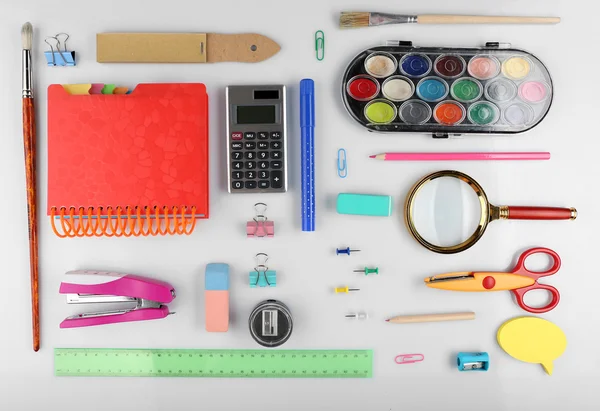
top-left (506, 206), bottom-right (577, 220)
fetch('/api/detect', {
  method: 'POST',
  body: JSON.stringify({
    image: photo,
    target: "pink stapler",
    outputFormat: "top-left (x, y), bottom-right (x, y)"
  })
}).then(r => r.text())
top-left (59, 270), bottom-right (176, 328)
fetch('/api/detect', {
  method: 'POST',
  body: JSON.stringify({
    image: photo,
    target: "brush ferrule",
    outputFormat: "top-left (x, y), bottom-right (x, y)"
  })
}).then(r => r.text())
top-left (370, 13), bottom-right (417, 26)
top-left (22, 50), bottom-right (32, 98)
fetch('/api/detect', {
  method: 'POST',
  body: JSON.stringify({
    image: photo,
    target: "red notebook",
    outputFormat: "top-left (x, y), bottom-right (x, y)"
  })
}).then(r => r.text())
top-left (47, 83), bottom-right (209, 237)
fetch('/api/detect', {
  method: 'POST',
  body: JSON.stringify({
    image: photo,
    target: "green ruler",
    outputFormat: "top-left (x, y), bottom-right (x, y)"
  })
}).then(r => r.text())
top-left (55, 348), bottom-right (373, 378)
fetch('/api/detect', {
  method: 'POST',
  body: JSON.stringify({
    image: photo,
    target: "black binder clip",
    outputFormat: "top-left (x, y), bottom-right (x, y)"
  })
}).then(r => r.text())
top-left (44, 33), bottom-right (76, 66)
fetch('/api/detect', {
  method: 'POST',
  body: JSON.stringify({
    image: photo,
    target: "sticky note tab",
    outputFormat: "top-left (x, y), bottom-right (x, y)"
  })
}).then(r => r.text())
top-left (89, 84), bottom-right (104, 94)
top-left (62, 84), bottom-right (91, 95)
top-left (101, 84), bottom-right (116, 94)
top-left (336, 193), bottom-right (392, 217)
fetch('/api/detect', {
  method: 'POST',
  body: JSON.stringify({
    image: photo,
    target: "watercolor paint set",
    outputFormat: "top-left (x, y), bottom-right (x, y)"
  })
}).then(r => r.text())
top-left (341, 41), bottom-right (553, 137)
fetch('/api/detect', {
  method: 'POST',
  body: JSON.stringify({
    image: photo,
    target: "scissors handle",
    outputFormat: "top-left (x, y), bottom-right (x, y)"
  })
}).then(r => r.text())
top-left (511, 284), bottom-right (560, 314)
top-left (512, 247), bottom-right (561, 279)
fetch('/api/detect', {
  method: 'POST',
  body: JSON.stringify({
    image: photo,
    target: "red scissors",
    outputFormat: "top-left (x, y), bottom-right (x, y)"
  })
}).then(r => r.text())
top-left (424, 247), bottom-right (561, 314)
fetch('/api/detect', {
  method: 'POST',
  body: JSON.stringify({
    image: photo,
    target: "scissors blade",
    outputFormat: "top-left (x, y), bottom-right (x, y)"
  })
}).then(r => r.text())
top-left (426, 274), bottom-right (473, 283)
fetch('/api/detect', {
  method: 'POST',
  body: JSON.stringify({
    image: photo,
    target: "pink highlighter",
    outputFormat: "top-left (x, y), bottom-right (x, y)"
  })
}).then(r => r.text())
top-left (205, 263), bottom-right (230, 332)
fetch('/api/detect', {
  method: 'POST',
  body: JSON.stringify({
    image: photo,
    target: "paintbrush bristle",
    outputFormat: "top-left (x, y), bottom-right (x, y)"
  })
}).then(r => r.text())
top-left (340, 12), bottom-right (371, 28)
top-left (22, 22), bottom-right (33, 50)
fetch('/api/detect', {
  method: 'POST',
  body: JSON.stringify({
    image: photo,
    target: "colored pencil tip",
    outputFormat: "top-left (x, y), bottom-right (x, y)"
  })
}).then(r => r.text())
top-left (369, 155), bottom-right (375, 159)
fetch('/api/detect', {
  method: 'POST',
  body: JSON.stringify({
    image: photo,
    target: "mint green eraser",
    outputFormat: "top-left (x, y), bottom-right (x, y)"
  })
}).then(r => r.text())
top-left (336, 193), bottom-right (392, 217)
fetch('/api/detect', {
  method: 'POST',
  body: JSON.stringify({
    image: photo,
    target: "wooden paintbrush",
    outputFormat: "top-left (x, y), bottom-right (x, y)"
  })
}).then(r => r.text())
top-left (22, 22), bottom-right (39, 352)
top-left (340, 12), bottom-right (560, 28)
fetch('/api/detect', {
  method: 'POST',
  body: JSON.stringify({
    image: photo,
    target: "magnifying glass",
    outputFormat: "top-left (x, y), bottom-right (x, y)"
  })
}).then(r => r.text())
top-left (404, 170), bottom-right (577, 254)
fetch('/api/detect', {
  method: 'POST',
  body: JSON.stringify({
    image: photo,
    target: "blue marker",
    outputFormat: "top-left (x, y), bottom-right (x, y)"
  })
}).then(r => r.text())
top-left (300, 79), bottom-right (315, 231)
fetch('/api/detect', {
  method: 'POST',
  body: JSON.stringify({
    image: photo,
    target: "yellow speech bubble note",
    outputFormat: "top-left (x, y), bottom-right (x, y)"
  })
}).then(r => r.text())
top-left (497, 317), bottom-right (566, 375)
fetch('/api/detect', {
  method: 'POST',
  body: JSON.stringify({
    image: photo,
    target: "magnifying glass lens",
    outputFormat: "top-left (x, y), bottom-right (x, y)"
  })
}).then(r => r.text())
top-left (412, 176), bottom-right (483, 247)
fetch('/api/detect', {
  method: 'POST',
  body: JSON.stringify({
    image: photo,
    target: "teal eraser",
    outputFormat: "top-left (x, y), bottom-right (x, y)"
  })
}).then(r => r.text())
top-left (336, 193), bottom-right (392, 217)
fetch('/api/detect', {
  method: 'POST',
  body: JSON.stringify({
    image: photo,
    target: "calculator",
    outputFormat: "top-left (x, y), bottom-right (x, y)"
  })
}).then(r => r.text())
top-left (226, 85), bottom-right (287, 193)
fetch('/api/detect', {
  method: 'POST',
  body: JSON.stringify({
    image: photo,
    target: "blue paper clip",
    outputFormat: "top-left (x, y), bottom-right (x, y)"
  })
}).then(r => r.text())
top-left (44, 33), bottom-right (76, 66)
top-left (249, 253), bottom-right (277, 287)
top-left (337, 148), bottom-right (347, 178)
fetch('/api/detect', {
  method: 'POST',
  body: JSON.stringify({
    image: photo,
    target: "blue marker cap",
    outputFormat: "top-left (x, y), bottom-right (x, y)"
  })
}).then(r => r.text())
top-left (300, 79), bottom-right (315, 127)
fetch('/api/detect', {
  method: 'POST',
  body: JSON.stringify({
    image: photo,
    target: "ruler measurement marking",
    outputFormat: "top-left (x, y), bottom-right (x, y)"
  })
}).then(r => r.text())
top-left (55, 349), bottom-right (372, 378)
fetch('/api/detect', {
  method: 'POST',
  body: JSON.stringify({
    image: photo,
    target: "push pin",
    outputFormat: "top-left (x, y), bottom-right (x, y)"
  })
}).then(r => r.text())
top-left (249, 253), bottom-right (276, 287)
top-left (334, 286), bottom-right (360, 294)
top-left (457, 352), bottom-right (489, 371)
top-left (246, 203), bottom-right (274, 238)
top-left (345, 312), bottom-right (368, 320)
top-left (44, 33), bottom-right (76, 66)
top-left (354, 267), bottom-right (379, 275)
top-left (336, 247), bottom-right (360, 256)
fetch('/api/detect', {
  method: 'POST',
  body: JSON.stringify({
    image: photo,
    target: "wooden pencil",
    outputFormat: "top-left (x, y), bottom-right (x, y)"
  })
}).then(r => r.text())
top-left (386, 312), bottom-right (475, 324)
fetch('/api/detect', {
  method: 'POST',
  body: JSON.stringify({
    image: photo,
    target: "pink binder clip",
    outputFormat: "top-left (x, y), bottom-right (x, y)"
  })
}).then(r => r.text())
top-left (246, 203), bottom-right (274, 238)
top-left (395, 354), bottom-right (424, 364)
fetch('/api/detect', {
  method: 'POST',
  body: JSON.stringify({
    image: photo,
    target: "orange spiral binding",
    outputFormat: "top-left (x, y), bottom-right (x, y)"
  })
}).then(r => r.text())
top-left (50, 206), bottom-right (197, 238)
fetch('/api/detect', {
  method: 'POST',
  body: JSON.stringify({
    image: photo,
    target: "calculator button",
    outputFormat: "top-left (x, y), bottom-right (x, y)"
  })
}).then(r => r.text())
top-left (244, 152), bottom-right (256, 160)
top-left (258, 132), bottom-right (269, 140)
top-left (259, 170), bottom-right (270, 179)
top-left (245, 161), bottom-right (256, 169)
top-left (270, 141), bottom-right (282, 150)
top-left (244, 142), bottom-right (256, 150)
top-left (271, 171), bottom-right (283, 189)
top-left (231, 132), bottom-right (243, 140)
top-left (270, 151), bottom-right (282, 159)
top-left (244, 132), bottom-right (256, 140)
top-left (270, 161), bottom-right (283, 169)
top-left (271, 131), bottom-right (282, 139)
top-left (231, 142), bottom-right (243, 150)
top-left (258, 141), bottom-right (269, 149)
top-left (258, 151), bottom-right (269, 160)
top-left (245, 171), bottom-right (256, 179)
top-left (258, 161), bottom-right (269, 169)
top-left (232, 152), bottom-right (243, 160)
top-left (232, 181), bottom-right (244, 190)
top-left (245, 181), bottom-right (257, 189)
top-left (232, 171), bottom-right (243, 180)
top-left (232, 161), bottom-right (243, 170)
top-left (258, 181), bottom-right (270, 189)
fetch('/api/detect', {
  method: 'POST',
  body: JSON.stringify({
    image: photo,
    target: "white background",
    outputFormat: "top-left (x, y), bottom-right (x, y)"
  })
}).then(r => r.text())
top-left (0, 0), bottom-right (598, 410)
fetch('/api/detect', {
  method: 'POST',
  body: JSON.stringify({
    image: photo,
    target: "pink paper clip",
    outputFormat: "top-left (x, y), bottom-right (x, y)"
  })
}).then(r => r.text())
top-left (246, 203), bottom-right (274, 238)
top-left (395, 354), bottom-right (424, 364)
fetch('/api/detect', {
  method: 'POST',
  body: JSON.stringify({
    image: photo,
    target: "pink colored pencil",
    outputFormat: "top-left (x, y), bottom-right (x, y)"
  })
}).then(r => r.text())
top-left (369, 152), bottom-right (551, 161)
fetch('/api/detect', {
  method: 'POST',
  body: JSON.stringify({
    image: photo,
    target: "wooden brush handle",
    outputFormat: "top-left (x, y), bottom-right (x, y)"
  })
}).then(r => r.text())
top-left (417, 15), bottom-right (560, 24)
top-left (22, 98), bottom-right (39, 352)
top-left (388, 312), bottom-right (475, 324)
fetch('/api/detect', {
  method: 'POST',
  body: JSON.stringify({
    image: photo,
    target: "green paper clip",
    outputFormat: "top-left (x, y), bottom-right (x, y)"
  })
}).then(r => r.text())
top-left (315, 30), bottom-right (325, 61)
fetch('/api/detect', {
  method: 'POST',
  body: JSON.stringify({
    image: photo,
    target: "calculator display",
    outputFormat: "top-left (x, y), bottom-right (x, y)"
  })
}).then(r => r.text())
top-left (236, 105), bottom-right (276, 124)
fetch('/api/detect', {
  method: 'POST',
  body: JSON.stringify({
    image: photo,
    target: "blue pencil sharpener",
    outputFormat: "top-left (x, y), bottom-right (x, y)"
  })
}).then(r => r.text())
top-left (457, 352), bottom-right (489, 371)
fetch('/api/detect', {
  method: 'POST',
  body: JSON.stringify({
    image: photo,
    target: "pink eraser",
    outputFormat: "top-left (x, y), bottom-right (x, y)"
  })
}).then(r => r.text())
top-left (205, 291), bottom-right (229, 332)
top-left (205, 263), bottom-right (229, 332)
